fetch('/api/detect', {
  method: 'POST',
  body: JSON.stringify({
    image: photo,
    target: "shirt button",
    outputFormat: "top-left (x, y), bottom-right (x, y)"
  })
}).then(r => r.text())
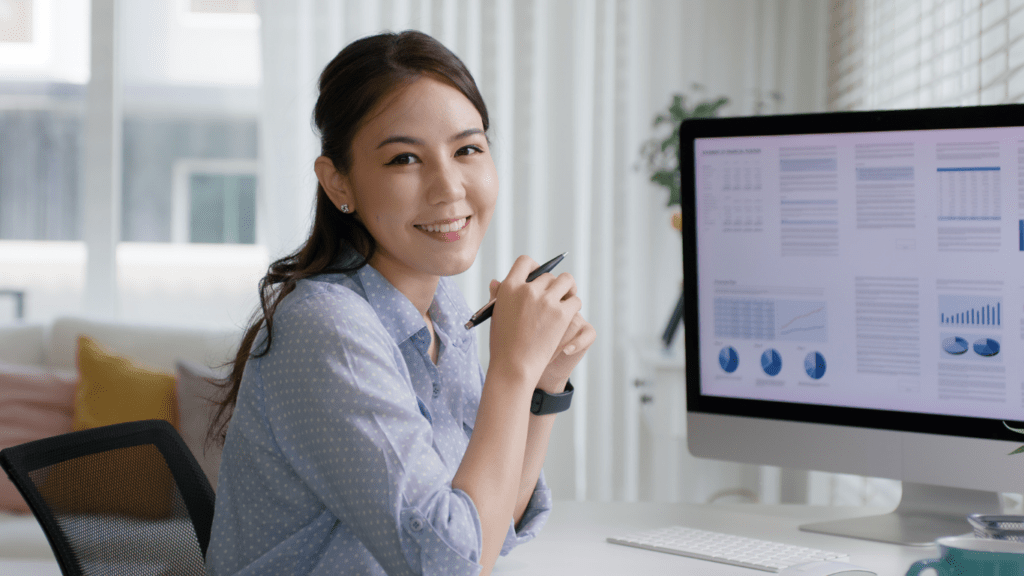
top-left (432, 383), bottom-right (440, 398)
top-left (410, 518), bottom-right (424, 531)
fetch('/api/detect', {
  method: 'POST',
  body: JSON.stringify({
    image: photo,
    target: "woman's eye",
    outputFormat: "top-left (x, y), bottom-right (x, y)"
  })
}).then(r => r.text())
top-left (387, 153), bottom-right (418, 165)
top-left (456, 145), bottom-right (483, 157)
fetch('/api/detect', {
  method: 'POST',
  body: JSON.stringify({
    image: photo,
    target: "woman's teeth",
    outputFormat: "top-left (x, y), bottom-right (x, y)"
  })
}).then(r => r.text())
top-left (416, 217), bottom-right (467, 233)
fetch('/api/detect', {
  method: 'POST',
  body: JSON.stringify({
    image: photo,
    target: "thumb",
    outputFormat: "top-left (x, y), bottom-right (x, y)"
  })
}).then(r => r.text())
top-left (489, 279), bottom-right (500, 299)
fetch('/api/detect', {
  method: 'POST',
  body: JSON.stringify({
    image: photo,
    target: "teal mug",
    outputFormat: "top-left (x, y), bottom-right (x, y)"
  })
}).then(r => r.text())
top-left (905, 536), bottom-right (1024, 575)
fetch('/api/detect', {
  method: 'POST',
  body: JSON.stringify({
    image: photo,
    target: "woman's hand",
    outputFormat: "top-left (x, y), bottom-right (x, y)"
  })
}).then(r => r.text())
top-left (487, 255), bottom-right (582, 388)
top-left (487, 259), bottom-right (595, 393)
top-left (536, 310), bottom-right (595, 393)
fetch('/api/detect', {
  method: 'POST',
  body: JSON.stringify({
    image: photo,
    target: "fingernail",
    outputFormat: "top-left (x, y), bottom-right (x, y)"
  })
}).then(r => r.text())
top-left (563, 345), bottom-right (577, 355)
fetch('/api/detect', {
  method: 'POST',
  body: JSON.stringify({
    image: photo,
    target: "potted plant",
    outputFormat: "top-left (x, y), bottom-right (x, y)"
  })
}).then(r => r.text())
top-left (639, 86), bottom-right (728, 347)
top-left (640, 87), bottom-right (783, 347)
top-left (639, 86), bottom-right (729, 213)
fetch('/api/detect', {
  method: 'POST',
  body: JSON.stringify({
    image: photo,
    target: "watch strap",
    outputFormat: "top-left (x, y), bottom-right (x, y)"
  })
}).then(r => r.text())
top-left (530, 380), bottom-right (574, 415)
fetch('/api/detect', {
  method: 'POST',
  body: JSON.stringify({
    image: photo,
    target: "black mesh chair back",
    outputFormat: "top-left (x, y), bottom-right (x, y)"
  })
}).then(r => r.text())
top-left (0, 419), bottom-right (216, 575)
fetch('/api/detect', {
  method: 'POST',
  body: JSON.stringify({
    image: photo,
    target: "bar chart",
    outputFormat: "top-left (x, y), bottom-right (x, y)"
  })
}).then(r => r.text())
top-left (938, 295), bottom-right (1001, 326)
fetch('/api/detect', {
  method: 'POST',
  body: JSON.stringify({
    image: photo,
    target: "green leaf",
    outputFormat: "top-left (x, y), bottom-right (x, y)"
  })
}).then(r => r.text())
top-left (638, 91), bottom-right (732, 201)
top-left (660, 136), bottom-right (676, 153)
top-left (668, 95), bottom-right (685, 121)
top-left (1004, 421), bottom-right (1024, 435)
top-left (651, 170), bottom-right (676, 190)
top-left (1009, 445), bottom-right (1024, 456)
top-left (668, 182), bottom-right (681, 207)
top-left (692, 97), bottom-right (730, 118)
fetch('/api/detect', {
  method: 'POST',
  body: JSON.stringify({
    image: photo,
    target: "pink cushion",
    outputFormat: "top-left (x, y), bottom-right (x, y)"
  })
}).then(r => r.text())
top-left (0, 363), bottom-right (77, 514)
top-left (175, 360), bottom-right (226, 491)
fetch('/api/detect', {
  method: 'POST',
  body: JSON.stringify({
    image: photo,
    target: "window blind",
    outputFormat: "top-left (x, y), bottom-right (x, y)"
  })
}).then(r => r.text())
top-left (829, 0), bottom-right (1024, 111)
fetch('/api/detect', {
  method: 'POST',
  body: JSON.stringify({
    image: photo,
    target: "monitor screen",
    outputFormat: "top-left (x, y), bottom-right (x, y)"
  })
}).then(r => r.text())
top-left (681, 104), bottom-right (1024, 545)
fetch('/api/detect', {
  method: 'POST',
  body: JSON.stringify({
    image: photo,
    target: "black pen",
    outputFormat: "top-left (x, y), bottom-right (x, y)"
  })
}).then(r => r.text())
top-left (464, 252), bottom-right (567, 329)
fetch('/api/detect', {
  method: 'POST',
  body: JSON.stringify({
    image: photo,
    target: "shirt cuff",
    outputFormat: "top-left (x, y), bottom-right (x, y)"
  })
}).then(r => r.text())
top-left (400, 489), bottom-right (484, 576)
top-left (499, 470), bottom-right (553, 556)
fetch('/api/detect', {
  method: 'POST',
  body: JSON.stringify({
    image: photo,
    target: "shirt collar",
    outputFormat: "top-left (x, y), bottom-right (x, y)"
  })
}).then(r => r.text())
top-left (355, 265), bottom-right (425, 346)
top-left (352, 265), bottom-right (474, 350)
top-left (432, 277), bottom-right (474, 350)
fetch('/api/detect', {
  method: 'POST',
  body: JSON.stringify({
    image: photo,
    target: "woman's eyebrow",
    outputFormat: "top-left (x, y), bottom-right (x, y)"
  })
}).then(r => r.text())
top-left (376, 128), bottom-right (484, 149)
top-left (449, 128), bottom-right (484, 142)
top-left (377, 135), bottom-right (422, 149)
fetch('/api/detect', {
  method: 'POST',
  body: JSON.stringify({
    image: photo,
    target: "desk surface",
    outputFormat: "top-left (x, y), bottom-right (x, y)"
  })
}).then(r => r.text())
top-left (496, 500), bottom-right (944, 575)
top-left (0, 501), bottom-right (947, 575)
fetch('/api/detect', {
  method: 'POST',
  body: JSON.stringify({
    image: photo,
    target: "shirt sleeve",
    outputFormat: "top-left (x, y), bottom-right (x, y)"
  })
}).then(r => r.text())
top-left (261, 286), bottom-right (483, 576)
top-left (499, 469), bottom-right (552, 556)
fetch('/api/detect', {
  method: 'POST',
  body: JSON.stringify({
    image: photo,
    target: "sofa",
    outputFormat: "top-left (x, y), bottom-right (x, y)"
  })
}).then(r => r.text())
top-left (0, 316), bottom-right (241, 574)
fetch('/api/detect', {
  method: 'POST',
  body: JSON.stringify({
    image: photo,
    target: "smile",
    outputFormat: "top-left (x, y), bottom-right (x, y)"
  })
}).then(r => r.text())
top-left (414, 217), bottom-right (469, 233)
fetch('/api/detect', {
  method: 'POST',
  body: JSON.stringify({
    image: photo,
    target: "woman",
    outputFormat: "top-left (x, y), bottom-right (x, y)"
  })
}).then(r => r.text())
top-left (205, 30), bottom-right (596, 576)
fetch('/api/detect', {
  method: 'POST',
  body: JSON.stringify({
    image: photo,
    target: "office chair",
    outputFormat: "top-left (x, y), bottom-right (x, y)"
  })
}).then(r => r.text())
top-left (0, 419), bottom-right (215, 575)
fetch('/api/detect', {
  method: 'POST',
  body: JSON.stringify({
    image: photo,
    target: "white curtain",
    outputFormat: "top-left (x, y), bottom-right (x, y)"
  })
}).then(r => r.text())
top-left (257, 0), bottom-right (829, 502)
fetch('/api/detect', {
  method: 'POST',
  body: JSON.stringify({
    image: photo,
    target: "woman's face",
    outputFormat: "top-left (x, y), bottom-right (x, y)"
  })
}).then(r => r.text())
top-left (337, 76), bottom-right (497, 285)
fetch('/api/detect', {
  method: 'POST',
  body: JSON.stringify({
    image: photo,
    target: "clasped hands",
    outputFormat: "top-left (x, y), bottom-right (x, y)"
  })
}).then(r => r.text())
top-left (487, 255), bottom-right (597, 395)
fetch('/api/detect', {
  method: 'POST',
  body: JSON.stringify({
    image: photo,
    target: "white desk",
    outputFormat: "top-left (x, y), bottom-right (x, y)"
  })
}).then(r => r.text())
top-left (495, 500), bottom-right (946, 575)
top-left (1, 501), bottom-right (949, 575)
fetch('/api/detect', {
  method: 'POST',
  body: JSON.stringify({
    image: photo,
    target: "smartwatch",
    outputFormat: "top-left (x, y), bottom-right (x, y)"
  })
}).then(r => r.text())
top-left (530, 380), bottom-right (574, 415)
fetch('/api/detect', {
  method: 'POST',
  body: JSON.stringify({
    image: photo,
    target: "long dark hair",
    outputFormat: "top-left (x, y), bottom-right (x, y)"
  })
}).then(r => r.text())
top-left (206, 30), bottom-right (490, 447)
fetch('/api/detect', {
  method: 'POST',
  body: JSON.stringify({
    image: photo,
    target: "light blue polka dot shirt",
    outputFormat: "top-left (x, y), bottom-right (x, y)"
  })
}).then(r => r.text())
top-left (206, 263), bottom-right (552, 575)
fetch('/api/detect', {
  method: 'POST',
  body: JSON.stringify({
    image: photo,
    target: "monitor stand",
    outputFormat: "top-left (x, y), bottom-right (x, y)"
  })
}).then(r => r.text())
top-left (799, 482), bottom-right (1002, 546)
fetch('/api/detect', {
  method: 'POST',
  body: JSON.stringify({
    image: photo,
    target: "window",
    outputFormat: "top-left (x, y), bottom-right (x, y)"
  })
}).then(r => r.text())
top-left (171, 159), bottom-right (257, 244)
top-left (121, 117), bottom-right (258, 242)
top-left (829, 0), bottom-right (1024, 110)
top-left (0, 0), bottom-right (89, 241)
top-left (2, 0), bottom-right (263, 325)
top-left (0, 104), bottom-right (82, 240)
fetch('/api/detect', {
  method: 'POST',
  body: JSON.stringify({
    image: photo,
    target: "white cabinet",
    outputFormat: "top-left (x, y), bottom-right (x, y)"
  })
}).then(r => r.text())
top-left (633, 338), bottom-right (762, 504)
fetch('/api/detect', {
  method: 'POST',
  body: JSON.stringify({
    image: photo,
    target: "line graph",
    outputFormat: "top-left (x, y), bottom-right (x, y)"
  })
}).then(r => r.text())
top-left (777, 300), bottom-right (828, 342)
top-left (714, 297), bottom-right (827, 342)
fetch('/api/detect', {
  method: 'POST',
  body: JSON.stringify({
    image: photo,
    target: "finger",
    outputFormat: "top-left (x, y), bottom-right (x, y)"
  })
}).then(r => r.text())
top-left (562, 321), bottom-right (596, 356)
top-left (560, 294), bottom-right (583, 319)
top-left (554, 312), bottom-right (585, 348)
top-left (560, 276), bottom-right (578, 300)
top-left (546, 272), bottom-right (577, 301)
top-left (489, 279), bottom-right (500, 299)
top-left (506, 254), bottom-right (540, 285)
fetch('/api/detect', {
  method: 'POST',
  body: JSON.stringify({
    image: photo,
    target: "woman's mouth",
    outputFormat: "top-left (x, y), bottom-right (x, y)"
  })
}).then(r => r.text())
top-left (414, 217), bottom-right (469, 233)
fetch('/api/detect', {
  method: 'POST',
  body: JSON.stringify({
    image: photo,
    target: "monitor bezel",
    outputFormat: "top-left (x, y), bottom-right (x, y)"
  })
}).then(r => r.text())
top-left (681, 103), bottom-right (1024, 444)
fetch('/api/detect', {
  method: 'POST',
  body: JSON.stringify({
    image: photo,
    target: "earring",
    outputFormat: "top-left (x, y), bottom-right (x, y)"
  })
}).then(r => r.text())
top-left (340, 204), bottom-right (350, 213)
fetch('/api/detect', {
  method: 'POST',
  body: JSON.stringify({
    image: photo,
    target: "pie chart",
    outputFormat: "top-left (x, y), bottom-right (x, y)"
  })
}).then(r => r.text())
top-left (804, 351), bottom-right (826, 379)
top-left (941, 336), bottom-right (969, 355)
top-left (973, 338), bottom-right (1000, 357)
top-left (761, 349), bottom-right (782, 376)
top-left (719, 346), bottom-right (739, 373)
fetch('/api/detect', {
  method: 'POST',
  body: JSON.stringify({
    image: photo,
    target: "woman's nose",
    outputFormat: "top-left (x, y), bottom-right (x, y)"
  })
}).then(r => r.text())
top-left (427, 160), bottom-right (466, 204)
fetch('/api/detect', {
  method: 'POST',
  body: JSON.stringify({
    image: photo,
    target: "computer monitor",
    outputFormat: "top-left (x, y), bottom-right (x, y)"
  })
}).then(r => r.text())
top-left (681, 103), bottom-right (1024, 547)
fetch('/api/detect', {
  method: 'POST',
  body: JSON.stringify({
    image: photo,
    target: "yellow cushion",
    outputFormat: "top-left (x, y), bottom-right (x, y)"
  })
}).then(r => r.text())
top-left (42, 336), bottom-right (180, 519)
top-left (73, 335), bottom-right (178, 431)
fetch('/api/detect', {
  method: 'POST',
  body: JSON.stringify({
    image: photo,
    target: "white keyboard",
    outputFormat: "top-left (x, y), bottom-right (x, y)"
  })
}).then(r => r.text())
top-left (606, 525), bottom-right (849, 573)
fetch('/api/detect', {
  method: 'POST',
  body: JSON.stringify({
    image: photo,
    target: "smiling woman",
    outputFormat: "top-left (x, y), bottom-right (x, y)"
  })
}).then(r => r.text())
top-left (203, 30), bottom-right (596, 576)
